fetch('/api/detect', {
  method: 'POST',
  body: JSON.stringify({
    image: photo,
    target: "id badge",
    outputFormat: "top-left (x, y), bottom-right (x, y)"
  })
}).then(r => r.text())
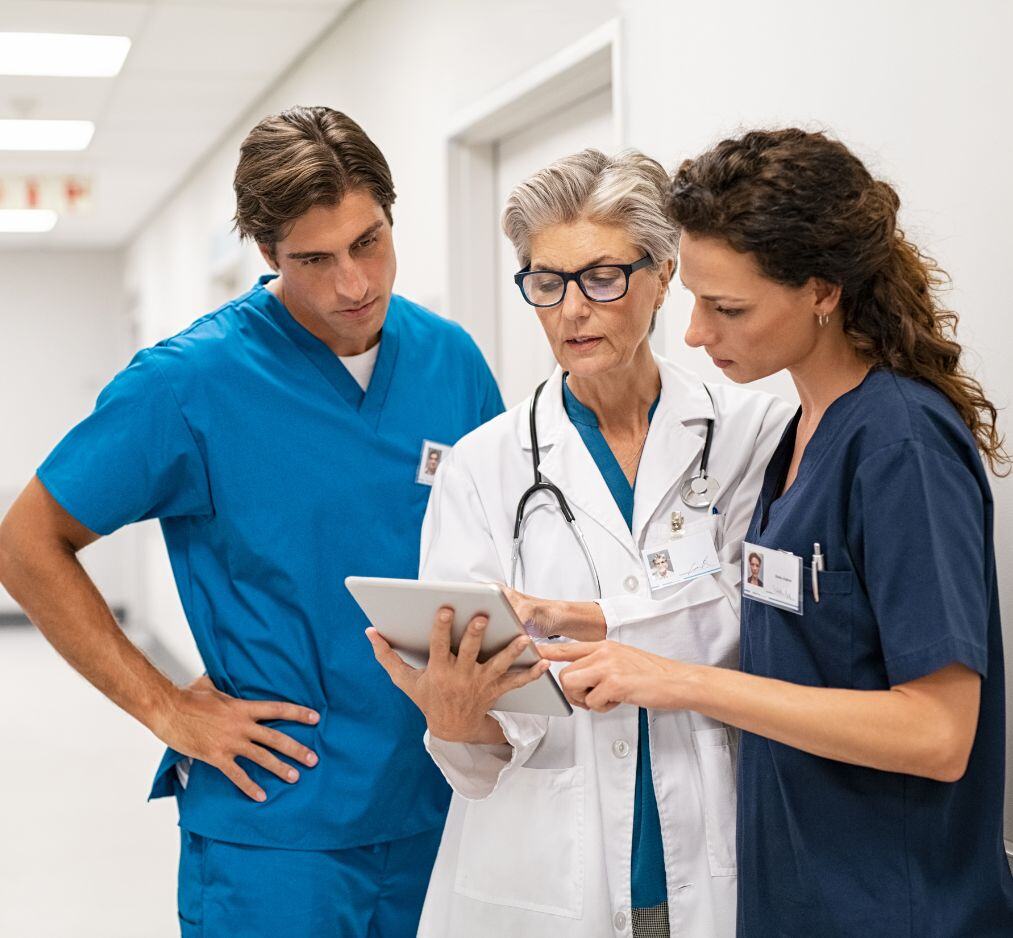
top-left (741, 541), bottom-right (803, 614)
top-left (416, 439), bottom-right (450, 486)
top-left (641, 524), bottom-right (721, 595)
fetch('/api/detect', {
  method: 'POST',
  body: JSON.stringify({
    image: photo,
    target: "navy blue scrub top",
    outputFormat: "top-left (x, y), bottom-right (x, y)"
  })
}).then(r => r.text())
top-left (737, 368), bottom-right (1013, 936)
top-left (562, 377), bottom-right (667, 910)
top-left (38, 276), bottom-right (504, 851)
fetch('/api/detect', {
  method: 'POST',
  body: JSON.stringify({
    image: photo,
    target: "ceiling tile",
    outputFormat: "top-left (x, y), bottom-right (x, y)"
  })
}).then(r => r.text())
top-left (0, 76), bottom-right (114, 121)
top-left (127, 4), bottom-right (337, 77)
top-left (0, 1), bottom-right (149, 37)
top-left (101, 74), bottom-right (261, 127)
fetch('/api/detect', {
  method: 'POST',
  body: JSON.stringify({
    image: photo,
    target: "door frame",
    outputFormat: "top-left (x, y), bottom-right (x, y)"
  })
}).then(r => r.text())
top-left (444, 19), bottom-right (624, 377)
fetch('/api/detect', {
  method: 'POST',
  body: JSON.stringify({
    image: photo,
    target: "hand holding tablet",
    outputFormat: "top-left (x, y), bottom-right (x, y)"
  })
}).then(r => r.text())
top-left (348, 578), bottom-right (573, 720)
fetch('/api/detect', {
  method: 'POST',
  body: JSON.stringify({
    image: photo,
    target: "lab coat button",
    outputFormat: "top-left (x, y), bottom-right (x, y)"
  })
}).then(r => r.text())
top-left (612, 739), bottom-right (630, 758)
top-left (614, 910), bottom-right (628, 930)
top-left (623, 575), bottom-right (639, 592)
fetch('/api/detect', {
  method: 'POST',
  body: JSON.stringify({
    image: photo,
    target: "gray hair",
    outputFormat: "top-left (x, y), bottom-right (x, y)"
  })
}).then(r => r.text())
top-left (501, 148), bottom-right (678, 269)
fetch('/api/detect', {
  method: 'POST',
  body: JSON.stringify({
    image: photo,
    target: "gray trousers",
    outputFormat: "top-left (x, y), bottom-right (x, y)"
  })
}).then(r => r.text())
top-left (631, 902), bottom-right (670, 938)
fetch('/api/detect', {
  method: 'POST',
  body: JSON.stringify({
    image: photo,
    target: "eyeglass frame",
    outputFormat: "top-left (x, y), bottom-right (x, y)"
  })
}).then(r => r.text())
top-left (513, 254), bottom-right (654, 308)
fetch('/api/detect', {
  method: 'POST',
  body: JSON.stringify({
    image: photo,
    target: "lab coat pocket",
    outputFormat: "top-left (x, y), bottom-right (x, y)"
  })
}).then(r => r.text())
top-left (453, 764), bottom-right (584, 918)
top-left (692, 727), bottom-right (737, 876)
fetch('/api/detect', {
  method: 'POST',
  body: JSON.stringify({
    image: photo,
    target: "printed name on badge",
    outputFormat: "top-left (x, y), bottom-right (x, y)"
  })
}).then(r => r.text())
top-left (641, 528), bottom-right (721, 594)
top-left (741, 541), bottom-right (803, 614)
top-left (416, 439), bottom-right (450, 486)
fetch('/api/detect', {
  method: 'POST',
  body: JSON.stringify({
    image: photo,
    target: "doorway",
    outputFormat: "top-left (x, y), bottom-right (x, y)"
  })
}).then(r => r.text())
top-left (493, 86), bottom-right (613, 406)
top-left (446, 21), bottom-right (621, 407)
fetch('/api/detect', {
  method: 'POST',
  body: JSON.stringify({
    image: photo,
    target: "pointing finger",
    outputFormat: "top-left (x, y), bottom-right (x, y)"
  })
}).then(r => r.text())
top-left (535, 641), bottom-right (603, 662)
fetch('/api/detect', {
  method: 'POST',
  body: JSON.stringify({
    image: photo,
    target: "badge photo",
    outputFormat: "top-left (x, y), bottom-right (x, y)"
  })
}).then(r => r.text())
top-left (741, 541), bottom-right (803, 614)
top-left (416, 439), bottom-right (450, 486)
top-left (644, 547), bottom-right (677, 591)
top-left (641, 526), bottom-right (722, 595)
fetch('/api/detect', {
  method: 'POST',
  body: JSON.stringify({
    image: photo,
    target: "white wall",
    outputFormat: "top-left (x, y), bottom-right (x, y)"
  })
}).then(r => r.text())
top-left (124, 0), bottom-right (1013, 834)
top-left (0, 249), bottom-right (143, 620)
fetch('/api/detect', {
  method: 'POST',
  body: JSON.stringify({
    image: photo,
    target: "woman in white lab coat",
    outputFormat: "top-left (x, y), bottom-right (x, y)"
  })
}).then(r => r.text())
top-left (367, 149), bottom-right (792, 938)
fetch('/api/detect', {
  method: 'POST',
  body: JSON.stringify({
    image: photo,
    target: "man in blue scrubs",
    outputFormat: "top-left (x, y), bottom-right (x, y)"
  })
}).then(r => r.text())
top-left (0, 106), bottom-right (503, 936)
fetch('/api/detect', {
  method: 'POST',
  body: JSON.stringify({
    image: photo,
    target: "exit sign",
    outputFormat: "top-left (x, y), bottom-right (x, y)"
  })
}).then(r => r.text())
top-left (0, 175), bottom-right (92, 213)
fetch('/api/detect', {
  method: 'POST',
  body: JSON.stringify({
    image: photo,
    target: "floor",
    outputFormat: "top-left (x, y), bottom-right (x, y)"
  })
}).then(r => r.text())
top-left (0, 626), bottom-right (179, 938)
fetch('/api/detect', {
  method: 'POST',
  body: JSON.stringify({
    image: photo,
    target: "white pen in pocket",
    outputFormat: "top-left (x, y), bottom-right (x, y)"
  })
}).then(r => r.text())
top-left (811, 542), bottom-right (825, 603)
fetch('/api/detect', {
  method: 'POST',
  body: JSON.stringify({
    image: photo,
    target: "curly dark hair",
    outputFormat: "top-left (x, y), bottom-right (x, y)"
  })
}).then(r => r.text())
top-left (668, 128), bottom-right (1008, 474)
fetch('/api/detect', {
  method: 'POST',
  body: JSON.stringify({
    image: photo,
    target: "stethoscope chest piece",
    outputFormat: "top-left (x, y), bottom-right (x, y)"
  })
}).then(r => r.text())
top-left (681, 473), bottom-right (720, 509)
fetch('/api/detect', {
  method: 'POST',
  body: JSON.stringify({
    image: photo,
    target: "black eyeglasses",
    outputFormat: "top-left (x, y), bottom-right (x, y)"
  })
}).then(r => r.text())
top-left (513, 255), bottom-right (653, 308)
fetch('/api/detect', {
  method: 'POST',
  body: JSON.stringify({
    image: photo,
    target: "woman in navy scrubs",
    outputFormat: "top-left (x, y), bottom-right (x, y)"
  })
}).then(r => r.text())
top-left (541, 128), bottom-right (1013, 936)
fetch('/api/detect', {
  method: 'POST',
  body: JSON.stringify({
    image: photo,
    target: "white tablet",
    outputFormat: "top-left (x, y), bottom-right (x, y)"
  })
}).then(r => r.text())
top-left (346, 577), bottom-right (572, 718)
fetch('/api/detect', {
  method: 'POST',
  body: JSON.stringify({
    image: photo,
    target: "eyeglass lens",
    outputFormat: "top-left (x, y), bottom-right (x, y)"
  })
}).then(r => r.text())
top-left (521, 266), bottom-right (628, 306)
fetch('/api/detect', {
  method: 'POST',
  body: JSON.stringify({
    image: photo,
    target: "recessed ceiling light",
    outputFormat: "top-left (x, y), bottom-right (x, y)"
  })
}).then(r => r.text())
top-left (0, 210), bottom-right (58, 233)
top-left (0, 120), bottom-right (95, 151)
top-left (0, 32), bottom-right (131, 77)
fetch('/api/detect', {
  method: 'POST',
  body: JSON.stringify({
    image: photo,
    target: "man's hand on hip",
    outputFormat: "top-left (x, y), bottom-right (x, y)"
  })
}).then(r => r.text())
top-left (156, 674), bottom-right (320, 802)
top-left (0, 479), bottom-right (323, 805)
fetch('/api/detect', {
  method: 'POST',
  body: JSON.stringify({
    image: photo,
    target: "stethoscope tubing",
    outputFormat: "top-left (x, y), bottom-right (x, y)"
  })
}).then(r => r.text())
top-left (510, 375), bottom-right (716, 599)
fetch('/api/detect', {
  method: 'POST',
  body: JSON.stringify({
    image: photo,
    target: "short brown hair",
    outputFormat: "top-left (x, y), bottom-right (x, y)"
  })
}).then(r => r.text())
top-left (233, 105), bottom-right (396, 254)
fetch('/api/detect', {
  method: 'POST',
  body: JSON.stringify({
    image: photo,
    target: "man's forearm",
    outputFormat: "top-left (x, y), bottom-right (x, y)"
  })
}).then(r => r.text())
top-left (0, 521), bottom-right (178, 739)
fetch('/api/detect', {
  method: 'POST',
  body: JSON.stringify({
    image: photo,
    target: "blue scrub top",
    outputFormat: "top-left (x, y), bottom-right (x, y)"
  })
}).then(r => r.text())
top-left (562, 377), bottom-right (667, 910)
top-left (38, 276), bottom-right (504, 851)
top-left (737, 368), bottom-right (1013, 936)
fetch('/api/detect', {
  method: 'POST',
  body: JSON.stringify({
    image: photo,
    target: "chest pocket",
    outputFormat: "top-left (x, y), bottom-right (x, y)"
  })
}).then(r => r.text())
top-left (802, 566), bottom-right (855, 688)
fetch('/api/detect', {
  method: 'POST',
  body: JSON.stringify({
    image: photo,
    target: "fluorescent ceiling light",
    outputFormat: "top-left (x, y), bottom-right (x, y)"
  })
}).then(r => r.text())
top-left (0, 120), bottom-right (94, 151)
top-left (0, 32), bottom-right (130, 77)
top-left (0, 210), bottom-right (58, 233)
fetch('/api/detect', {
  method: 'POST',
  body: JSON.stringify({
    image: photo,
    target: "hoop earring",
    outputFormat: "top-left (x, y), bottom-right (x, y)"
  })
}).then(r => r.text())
top-left (817, 313), bottom-right (830, 327)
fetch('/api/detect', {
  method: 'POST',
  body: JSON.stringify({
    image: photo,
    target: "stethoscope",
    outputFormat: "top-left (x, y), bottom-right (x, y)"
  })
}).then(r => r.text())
top-left (509, 377), bottom-right (719, 598)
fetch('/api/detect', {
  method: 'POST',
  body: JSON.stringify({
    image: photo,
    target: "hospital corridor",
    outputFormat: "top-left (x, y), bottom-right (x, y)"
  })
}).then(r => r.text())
top-left (2, 1), bottom-right (1013, 936)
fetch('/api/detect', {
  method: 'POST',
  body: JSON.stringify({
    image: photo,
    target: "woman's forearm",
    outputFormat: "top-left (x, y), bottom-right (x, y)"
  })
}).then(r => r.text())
top-left (553, 600), bottom-right (606, 641)
top-left (505, 587), bottom-right (606, 641)
top-left (676, 662), bottom-right (980, 782)
top-left (472, 714), bottom-right (508, 745)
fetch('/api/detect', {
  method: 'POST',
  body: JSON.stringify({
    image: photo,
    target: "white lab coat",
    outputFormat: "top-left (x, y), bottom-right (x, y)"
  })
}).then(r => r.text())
top-left (417, 356), bottom-right (793, 938)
